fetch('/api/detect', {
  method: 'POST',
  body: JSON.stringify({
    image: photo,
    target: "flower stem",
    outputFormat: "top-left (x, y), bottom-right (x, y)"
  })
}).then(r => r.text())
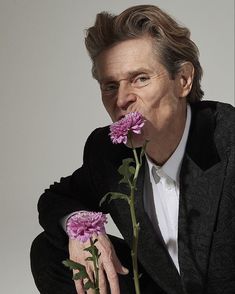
top-left (90, 238), bottom-right (100, 294)
top-left (129, 185), bottom-right (141, 294)
top-left (127, 134), bottom-right (143, 294)
top-left (133, 148), bottom-right (140, 182)
top-left (122, 134), bottom-right (148, 293)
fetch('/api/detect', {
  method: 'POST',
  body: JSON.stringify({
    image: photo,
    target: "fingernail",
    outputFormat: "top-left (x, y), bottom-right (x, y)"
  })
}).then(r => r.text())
top-left (122, 267), bottom-right (129, 274)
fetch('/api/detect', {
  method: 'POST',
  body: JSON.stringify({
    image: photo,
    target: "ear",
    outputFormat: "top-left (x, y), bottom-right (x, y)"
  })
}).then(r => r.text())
top-left (177, 62), bottom-right (194, 98)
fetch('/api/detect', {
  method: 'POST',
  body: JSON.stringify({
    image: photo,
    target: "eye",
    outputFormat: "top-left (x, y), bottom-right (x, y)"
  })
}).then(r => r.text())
top-left (132, 74), bottom-right (151, 88)
top-left (100, 83), bottom-right (119, 95)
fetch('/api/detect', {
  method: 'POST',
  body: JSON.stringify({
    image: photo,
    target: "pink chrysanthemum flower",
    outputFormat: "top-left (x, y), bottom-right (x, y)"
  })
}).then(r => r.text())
top-left (109, 112), bottom-right (145, 144)
top-left (66, 211), bottom-right (107, 243)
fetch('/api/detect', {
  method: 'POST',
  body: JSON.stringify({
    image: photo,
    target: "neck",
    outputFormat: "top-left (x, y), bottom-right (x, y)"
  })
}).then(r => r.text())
top-left (145, 107), bottom-right (187, 166)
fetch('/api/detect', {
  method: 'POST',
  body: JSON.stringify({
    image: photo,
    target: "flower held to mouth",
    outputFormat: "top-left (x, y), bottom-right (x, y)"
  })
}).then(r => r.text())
top-left (109, 112), bottom-right (145, 144)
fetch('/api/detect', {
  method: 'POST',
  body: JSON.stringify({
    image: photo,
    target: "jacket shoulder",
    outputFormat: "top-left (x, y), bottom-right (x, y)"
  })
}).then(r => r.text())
top-left (191, 100), bottom-right (235, 128)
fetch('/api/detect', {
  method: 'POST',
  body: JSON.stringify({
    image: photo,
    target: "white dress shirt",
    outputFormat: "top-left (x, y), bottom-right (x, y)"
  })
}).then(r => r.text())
top-left (144, 105), bottom-right (191, 272)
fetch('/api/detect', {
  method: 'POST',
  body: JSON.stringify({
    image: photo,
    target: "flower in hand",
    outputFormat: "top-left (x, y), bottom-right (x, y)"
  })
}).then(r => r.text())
top-left (63, 211), bottom-right (107, 294)
top-left (66, 211), bottom-right (107, 242)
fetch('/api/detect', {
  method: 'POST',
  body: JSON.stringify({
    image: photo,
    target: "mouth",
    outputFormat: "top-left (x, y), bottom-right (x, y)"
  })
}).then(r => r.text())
top-left (116, 111), bottom-right (144, 122)
top-left (116, 114), bottom-right (125, 121)
top-left (116, 113), bottom-right (136, 122)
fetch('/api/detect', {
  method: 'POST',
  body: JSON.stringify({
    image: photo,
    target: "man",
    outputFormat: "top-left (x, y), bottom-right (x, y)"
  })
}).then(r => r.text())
top-left (31, 5), bottom-right (235, 294)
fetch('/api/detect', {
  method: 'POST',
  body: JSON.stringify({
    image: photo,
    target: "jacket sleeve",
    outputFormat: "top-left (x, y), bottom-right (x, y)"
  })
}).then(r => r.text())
top-left (37, 128), bottom-right (105, 250)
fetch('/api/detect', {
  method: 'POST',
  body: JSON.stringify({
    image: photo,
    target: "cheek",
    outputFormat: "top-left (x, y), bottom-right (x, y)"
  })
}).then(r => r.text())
top-left (142, 98), bottom-right (178, 133)
top-left (102, 96), bottom-right (112, 111)
top-left (101, 97), bottom-right (116, 121)
top-left (139, 84), bottom-right (169, 108)
top-left (146, 83), bottom-right (179, 111)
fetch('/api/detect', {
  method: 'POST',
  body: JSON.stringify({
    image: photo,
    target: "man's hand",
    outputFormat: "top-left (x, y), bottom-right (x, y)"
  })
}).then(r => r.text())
top-left (68, 233), bottom-right (129, 294)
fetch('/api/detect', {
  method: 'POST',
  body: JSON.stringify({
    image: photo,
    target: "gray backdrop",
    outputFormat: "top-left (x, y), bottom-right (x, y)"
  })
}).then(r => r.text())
top-left (0, 0), bottom-right (234, 293)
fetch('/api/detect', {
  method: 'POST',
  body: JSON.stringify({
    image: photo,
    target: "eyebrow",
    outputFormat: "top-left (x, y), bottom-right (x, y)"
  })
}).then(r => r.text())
top-left (99, 67), bottom-right (152, 83)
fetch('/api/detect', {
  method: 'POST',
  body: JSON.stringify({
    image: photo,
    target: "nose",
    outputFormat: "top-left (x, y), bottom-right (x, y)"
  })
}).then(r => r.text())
top-left (116, 83), bottom-right (137, 110)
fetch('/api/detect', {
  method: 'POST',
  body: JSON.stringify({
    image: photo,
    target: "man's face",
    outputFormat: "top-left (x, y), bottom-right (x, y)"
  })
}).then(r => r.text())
top-left (95, 37), bottom-right (187, 147)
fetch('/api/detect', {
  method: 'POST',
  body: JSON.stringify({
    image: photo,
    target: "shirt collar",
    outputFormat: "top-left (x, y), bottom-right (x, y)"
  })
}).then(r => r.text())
top-left (146, 104), bottom-right (191, 183)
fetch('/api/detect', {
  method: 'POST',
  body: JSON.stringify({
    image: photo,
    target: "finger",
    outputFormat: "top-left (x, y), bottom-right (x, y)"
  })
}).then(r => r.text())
top-left (86, 287), bottom-right (96, 294)
top-left (111, 249), bottom-right (129, 275)
top-left (74, 278), bottom-right (85, 294)
top-left (97, 234), bottom-right (128, 275)
top-left (86, 275), bottom-right (98, 294)
top-left (86, 267), bottom-right (94, 283)
top-left (98, 266), bottom-right (108, 294)
top-left (103, 262), bottom-right (120, 294)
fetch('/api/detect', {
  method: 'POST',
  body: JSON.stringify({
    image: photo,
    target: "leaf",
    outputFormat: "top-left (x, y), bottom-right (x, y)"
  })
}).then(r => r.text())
top-left (119, 178), bottom-right (128, 185)
top-left (117, 158), bottom-right (135, 184)
top-left (109, 192), bottom-right (130, 203)
top-left (84, 280), bottom-right (95, 290)
top-left (73, 271), bottom-right (87, 280)
top-left (62, 259), bottom-right (86, 271)
top-left (85, 256), bottom-right (94, 262)
top-left (99, 192), bottom-right (111, 206)
top-left (63, 259), bottom-right (90, 280)
top-left (100, 192), bottom-right (129, 206)
top-left (93, 239), bottom-right (98, 245)
top-left (84, 244), bottom-right (98, 256)
top-left (93, 246), bottom-right (99, 256)
top-left (129, 166), bottom-right (136, 175)
top-left (83, 246), bottom-right (93, 254)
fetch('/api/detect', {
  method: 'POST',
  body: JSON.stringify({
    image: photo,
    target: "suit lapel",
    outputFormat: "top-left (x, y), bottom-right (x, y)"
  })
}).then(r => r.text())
top-left (178, 103), bottom-right (228, 293)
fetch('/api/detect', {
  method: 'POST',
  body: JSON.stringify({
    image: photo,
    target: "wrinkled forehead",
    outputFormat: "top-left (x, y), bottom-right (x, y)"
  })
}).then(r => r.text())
top-left (94, 37), bottom-right (163, 81)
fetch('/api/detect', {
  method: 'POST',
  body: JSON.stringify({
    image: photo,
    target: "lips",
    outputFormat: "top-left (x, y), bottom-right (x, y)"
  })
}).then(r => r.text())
top-left (117, 111), bottom-right (144, 122)
top-left (116, 114), bottom-right (125, 121)
top-left (114, 113), bottom-right (130, 123)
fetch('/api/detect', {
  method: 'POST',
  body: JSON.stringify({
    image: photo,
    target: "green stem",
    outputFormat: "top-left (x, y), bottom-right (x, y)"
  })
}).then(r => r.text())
top-left (133, 148), bottom-right (140, 182)
top-left (127, 135), bottom-right (148, 294)
top-left (90, 238), bottom-right (100, 294)
top-left (129, 185), bottom-right (141, 294)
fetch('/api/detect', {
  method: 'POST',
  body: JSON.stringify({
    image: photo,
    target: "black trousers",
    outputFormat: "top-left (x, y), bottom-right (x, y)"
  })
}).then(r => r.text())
top-left (30, 232), bottom-right (164, 294)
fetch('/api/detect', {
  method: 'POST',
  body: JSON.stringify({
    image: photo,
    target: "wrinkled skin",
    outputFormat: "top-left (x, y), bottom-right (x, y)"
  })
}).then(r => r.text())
top-left (69, 234), bottom-right (128, 294)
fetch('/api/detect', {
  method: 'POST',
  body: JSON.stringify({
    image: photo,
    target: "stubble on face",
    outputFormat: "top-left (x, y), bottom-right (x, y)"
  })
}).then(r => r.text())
top-left (95, 37), bottom-right (187, 164)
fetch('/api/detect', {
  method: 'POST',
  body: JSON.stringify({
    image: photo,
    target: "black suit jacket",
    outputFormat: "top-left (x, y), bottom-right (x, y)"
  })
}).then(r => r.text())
top-left (38, 101), bottom-right (235, 294)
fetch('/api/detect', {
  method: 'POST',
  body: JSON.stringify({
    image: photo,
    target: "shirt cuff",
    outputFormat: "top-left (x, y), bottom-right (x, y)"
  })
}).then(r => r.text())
top-left (60, 212), bottom-right (79, 232)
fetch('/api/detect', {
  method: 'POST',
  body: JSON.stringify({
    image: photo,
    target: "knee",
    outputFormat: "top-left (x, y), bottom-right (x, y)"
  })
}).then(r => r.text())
top-left (30, 232), bottom-right (75, 293)
top-left (30, 232), bottom-right (47, 280)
